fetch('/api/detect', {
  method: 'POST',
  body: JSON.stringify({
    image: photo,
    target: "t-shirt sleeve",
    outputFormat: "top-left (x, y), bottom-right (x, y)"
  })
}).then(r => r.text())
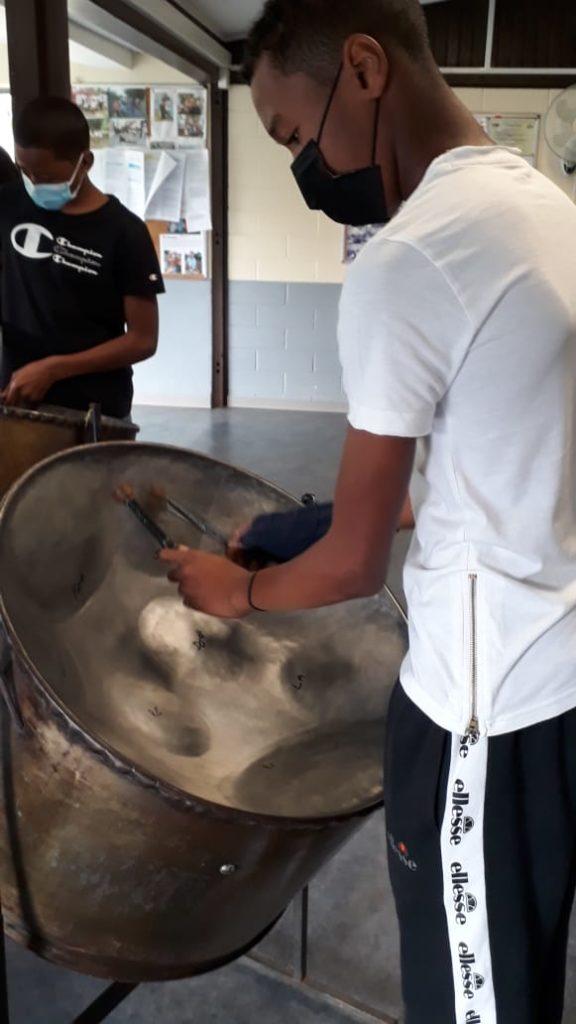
top-left (338, 238), bottom-right (473, 438)
top-left (0, 182), bottom-right (23, 232)
top-left (0, 150), bottom-right (20, 188)
top-left (115, 212), bottom-right (165, 298)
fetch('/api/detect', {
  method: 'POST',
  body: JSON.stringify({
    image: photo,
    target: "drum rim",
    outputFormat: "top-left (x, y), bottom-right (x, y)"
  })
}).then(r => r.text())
top-left (0, 442), bottom-right (400, 827)
top-left (0, 403), bottom-right (139, 432)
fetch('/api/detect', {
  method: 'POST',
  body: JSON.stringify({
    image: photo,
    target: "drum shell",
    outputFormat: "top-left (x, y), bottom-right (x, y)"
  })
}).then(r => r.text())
top-left (0, 405), bottom-right (138, 499)
top-left (0, 441), bottom-right (406, 983)
top-left (0, 638), bottom-right (370, 983)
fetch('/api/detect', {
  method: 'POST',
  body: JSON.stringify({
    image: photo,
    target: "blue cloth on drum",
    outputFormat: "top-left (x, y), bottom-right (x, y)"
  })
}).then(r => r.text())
top-left (241, 502), bottom-right (333, 562)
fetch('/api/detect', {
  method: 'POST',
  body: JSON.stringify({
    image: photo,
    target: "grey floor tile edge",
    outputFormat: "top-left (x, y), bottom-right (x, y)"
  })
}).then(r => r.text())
top-left (245, 958), bottom-right (399, 1024)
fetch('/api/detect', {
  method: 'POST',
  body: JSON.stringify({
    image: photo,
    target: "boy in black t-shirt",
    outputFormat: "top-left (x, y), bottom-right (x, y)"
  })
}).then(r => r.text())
top-left (0, 97), bottom-right (164, 419)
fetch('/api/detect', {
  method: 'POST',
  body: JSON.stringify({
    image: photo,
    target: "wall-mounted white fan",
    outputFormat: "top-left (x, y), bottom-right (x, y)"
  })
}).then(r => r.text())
top-left (544, 85), bottom-right (576, 176)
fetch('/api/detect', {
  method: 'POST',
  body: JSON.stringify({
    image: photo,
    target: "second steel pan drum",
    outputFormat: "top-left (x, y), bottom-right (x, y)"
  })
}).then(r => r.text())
top-left (0, 403), bottom-right (139, 499)
top-left (0, 443), bottom-right (407, 982)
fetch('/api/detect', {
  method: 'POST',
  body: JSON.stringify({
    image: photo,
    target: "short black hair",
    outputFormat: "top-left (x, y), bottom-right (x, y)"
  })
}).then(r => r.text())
top-left (14, 97), bottom-right (90, 159)
top-left (243, 0), bottom-right (432, 84)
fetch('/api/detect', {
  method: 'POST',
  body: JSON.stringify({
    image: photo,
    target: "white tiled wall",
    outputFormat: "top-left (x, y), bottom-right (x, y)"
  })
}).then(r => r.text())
top-left (229, 84), bottom-right (576, 287)
top-left (229, 85), bottom-right (347, 286)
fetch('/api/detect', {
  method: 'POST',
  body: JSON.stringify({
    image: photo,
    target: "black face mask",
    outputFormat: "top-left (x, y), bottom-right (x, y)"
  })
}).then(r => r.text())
top-left (291, 66), bottom-right (388, 227)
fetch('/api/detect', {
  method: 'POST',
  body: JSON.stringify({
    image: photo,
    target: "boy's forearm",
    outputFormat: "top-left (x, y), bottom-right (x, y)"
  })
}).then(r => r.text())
top-left (51, 330), bottom-right (156, 380)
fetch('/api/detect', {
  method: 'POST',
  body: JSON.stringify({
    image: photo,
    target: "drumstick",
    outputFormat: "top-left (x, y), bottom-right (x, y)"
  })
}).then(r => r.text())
top-left (148, 486), bottom-right (227, 548)
top-left (114, 483), bottom-right (176, 549)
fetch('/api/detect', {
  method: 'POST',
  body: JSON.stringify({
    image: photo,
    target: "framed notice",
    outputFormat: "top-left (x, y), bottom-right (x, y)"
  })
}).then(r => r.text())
top-left (160, 232), bottom-right (207, 279)
top-left (147, 221), bottom-right (208, 280)
top-left (475, 113), bottom-right (541, 164)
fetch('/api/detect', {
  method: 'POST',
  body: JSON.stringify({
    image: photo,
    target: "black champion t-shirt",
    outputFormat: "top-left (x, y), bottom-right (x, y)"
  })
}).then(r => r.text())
top-left (0, 184), bottom-right (164, 418)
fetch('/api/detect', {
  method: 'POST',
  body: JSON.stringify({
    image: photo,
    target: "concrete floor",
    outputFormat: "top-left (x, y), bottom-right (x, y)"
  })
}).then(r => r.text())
top-left (4, 406), bottom-right (576, 1022)
top-left (6, 945), bottom-right (378, 1024)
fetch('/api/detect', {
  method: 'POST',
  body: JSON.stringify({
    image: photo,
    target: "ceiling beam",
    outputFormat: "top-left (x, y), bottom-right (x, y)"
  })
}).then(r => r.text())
top-left (69, 0), bottom-right (214, 82)
top-left (88, 0), bottom-right (230, 81)
top-left (68, 0), bottom-right (139, 48)
top-left (145, 0), bottom-right (228, 47)
top-left (228, 40), bottom-right (245, 70)
top-left (116, 0), bottom-right (231, 66)
top-left (69, 22), bottom-right (135, 68)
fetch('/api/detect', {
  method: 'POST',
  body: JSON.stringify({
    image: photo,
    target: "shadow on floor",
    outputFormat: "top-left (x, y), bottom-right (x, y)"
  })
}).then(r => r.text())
top-left (6, 941), bottom-right (384, 1024)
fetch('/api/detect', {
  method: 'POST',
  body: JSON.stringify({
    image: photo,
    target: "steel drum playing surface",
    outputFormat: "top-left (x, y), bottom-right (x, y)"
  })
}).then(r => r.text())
top-left (0, 443), bottom-right (408, 821)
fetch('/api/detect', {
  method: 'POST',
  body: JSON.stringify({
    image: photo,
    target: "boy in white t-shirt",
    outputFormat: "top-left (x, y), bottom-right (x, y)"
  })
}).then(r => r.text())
top-left (162, 2), bottom-right (576, 1021)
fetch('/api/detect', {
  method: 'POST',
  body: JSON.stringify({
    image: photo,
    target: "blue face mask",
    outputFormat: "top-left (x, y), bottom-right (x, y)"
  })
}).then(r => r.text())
top-left (23, 153), bottom-right (86, 211)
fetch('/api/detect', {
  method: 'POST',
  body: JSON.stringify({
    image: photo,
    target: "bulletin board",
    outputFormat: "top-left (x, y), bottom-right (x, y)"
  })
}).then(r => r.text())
top-left (72, 84), bottom-right (211, 280)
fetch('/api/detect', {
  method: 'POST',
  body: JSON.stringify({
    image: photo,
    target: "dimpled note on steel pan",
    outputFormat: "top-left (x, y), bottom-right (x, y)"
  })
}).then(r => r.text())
top-left (0, 442), bottom-right (408, 821)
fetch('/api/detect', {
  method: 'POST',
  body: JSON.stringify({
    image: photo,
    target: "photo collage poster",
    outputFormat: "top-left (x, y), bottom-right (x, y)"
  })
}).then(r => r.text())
top-left (73, 85), bottom-right (210, 279)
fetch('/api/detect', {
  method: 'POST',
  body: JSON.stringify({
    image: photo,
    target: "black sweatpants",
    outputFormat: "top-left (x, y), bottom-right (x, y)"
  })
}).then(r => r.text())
top-left (384, 682), bottom-right (576, 1024)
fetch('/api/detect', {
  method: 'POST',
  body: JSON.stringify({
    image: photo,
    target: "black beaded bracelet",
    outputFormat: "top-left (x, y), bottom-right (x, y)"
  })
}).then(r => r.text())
top-left (247, 571), bottom-right (266, 612)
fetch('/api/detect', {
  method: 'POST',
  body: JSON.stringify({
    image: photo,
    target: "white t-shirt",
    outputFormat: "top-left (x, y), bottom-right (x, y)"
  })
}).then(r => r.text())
top-left (339, 146), bottom-right (576, 737)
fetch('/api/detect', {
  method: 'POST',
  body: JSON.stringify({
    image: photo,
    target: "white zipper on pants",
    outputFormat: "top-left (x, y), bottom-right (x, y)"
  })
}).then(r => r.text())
top-left (467, 573), bottom-right (479, 738)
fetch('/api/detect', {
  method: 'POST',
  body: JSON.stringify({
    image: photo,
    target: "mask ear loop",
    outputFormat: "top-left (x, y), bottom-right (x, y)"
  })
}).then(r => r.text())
top-left (317, 64), bottom-right (344, 146)
top-left (318, 64), bottom-right (382, 167)
top-left (371, 95), bottom-right (383, 166)
top-left (69, 152), bottom-right (87, 198)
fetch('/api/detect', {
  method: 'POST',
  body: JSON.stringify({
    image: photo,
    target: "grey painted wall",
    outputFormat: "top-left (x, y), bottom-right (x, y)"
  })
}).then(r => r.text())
top-left (134, 281), bottom-right (345, 412)
top-left (133, 280), bottom-right (212, 407)
top-left (229, 282), bottom-right (345, 408)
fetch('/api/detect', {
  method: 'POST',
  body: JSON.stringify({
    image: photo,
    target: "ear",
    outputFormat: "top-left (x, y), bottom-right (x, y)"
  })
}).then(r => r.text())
top-left (84, 151), bottom-right (95, 171)
top-left (343, 34), bottom-right (389, 99)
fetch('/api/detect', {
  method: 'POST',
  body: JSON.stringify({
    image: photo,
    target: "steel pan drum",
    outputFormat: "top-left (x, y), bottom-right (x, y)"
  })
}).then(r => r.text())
top-left (0, 443), bottom-right (407, 982)
top-left (0, 403), bottom-right (139, 498)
